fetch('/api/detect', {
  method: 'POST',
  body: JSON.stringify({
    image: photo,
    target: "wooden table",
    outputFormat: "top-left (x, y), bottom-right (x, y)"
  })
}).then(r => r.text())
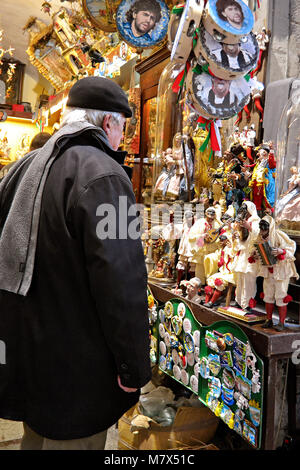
top-left (149, 281), bottom-right (300, 450)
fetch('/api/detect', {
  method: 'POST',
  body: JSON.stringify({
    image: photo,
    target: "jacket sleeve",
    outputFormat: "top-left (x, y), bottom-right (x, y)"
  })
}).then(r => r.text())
top-left (69, 172), bottom-right (151, 389)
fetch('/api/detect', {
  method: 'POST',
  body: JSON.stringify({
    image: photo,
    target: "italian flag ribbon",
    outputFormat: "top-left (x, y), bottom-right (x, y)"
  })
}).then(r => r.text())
top-left (197, 117), bottom-right (221, 162)
top-left (172, 61), bottom-right (190, 95)
top-left (172, 3), bottom-right (185, 15)
top-left (253, 0), bottom-right (261, 11)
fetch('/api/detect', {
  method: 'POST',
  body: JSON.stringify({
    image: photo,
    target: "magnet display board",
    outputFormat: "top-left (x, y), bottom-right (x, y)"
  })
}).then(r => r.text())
top-left (156, 299), bottom-right (264, 449)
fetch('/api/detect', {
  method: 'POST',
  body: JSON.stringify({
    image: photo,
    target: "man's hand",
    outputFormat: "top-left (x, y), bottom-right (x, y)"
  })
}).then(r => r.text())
top-left (117, 375), bottom-right (138, 393)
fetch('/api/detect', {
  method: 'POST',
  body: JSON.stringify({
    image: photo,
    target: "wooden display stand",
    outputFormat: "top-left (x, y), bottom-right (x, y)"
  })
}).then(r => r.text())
top-left (149, 281), bottom-right (300, 450)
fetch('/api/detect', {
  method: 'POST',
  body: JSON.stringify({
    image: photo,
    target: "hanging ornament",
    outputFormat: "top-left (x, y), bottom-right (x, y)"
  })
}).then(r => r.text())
top-left (41, 2), bottom-right (52, 14)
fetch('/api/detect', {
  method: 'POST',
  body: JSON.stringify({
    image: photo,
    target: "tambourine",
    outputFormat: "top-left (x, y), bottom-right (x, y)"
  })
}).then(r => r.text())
top-left (194, 24), bottom-right (259, 80)
top-left (202, 0), bottom-right (254, 45)
top-left (167, 7), bottom-right (181, 51)
top-left (171, 0), bottom-right (205, 63)
top-left (185, 65), bottom-right (251, 120)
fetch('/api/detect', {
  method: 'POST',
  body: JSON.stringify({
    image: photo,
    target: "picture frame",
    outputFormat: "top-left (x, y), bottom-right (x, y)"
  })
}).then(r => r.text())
top-left (186, 67), bottom-right (251, 120)
top-left (82, 0), bottom-right (121, 32)
top-left (195, 26), bottom-right (259, 80)
top-left (116, 0), bottom-right (170, 49)
top-left (209, 0), bottom-right (254, 36)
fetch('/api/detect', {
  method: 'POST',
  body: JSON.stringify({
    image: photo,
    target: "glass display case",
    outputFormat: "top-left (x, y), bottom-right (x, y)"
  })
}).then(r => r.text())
top-left (152, 61), bottom-right (196, 204)
top-left (275, 88), bottom-right (300, 236)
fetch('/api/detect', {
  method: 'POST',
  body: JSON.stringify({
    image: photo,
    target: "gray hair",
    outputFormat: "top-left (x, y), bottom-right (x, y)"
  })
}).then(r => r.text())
top-left (60, 107), bottom-right (124, 128)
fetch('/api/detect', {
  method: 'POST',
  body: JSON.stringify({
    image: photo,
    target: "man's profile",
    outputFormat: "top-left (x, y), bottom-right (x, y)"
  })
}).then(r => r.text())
top-left (216, 0), bottom-right (244, 30)
top-left (124, 0), bottom-right (161, 39)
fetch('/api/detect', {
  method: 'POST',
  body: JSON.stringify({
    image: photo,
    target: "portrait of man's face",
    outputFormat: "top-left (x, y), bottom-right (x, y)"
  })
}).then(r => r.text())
top-left (132, 9), bottom-right (157, 36)
top-left (117, 0), bottom-right (168, 49)
top-left (222, 43), bottom-right (240, 57)
top-left (216, 0), bottom-right (244, 29)
top-left (211, 77), bottom-right (230, 98)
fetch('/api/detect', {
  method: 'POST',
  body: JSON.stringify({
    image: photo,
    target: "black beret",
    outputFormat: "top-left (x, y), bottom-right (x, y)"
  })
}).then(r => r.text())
top-left (66, 76), bottom-right (132, 118)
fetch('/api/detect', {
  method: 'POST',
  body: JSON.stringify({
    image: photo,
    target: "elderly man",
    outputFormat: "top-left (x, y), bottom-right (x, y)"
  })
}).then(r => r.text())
top-left (0, 76), bottom-right (151, 450)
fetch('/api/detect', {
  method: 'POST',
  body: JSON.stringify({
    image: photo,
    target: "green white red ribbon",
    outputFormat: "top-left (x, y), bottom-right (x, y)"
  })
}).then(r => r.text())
top-left (197, 117), bottom-right (221, 162)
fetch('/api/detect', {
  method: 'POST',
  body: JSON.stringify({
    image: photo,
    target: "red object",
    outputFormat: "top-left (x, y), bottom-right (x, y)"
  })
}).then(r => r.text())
top-left (278, 305), bottom-right (287, 323)
top-left (197, 116), bottom-right (220, 152)
top-left (283, 295), bottom-right (293, 304)
top-left (243, 104), bottom-right (251, 120)
top-left (249, 298), bottom-right (257, 309)
top-left (235, 111), bottom-right (243, 126)
top-left (251, 50), bottom-right (263, 78)
top-left (210, 289), bottom-right (223, 304)
top-left (214, 278), bottom-right (223, 287)
top-left (12, 104), bottom-right (24, 112)
top-left (246, 146), bottom-right (254, 162)
top-left (248, 256), bottom-right (256, 264)
top-left (265, 302), bottom-right (274, 320)
top-left (254, 96), bottom-right (264, 122)
top-left (204, 285), bottom-right (213, 303)
top-left (48, 95), bottom-right (56, 101)
top-left (260, 292), bottom-right (265, 299)
top-left (277, 249), bottom-right (286, 261)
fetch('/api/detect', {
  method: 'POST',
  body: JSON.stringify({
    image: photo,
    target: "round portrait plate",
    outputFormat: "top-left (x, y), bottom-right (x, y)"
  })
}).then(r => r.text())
top-left (194, 25), bottom-right (259, 80)
top-left (116, 0), bottom-right (170, 50)
top-left (185, 66), bottom-right (251, 120)
top-left (202, 0), bottom-right (254, 45)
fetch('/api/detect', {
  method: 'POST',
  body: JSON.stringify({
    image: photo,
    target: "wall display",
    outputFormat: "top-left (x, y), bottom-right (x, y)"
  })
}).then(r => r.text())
top-left (156, 298), bottom-right (264, 449)
top-left (194, 25), bottom-right (259, 80)
top-left (82, 0), bottom-right (121, 32)
top-left (116, 0), bottom-right (170, 49)
top-left (185, 66), bottom-right (251, 120)
top-left (158, 298), bottom-right (202, 395)
top-left (198, 321), bottom-right (264, 449)
top-left (170, 0), bottom-right (205, 63)
top-left (147, 285), bottom-right (159, 364)
top-left (202, 0), bottom-right (254, 44)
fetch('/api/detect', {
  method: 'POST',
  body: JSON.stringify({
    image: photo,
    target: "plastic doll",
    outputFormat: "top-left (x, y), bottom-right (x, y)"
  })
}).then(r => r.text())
top-left (188, 207), bottom-right (221, 285)
top-left (185, 277), bottom-right (202, 303)
top-left (253, 216), bottom-right (298, 331)
top-left (153, 148), bottom-right (175, 199)
top-left (203, 234), bottom-right (236, 308)
top-left (248, 143), bottom-right (276, 215)
top-left (231, 201), bottom-right (261, 311)
top-left (166, 133), bottom-right (184, 201)
top-left (276, 166), bottom-right (300, 227)
top-left (176, 210), bottom-right (196, 286)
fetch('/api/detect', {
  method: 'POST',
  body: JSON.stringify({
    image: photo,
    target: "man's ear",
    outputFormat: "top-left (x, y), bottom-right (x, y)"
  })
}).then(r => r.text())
top-left (102, 114), bottom-right (111, 134)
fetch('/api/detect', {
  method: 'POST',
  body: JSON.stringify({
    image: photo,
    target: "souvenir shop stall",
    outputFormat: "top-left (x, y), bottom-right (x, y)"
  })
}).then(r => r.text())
top-left (140, 0), bottom-right (300, 451)
top-left (0, 0), bottom-right (299, 451)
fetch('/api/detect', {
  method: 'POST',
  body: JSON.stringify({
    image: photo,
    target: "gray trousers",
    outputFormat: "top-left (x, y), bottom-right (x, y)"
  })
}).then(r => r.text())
top-left (20, 423), bottom-right (108, 450)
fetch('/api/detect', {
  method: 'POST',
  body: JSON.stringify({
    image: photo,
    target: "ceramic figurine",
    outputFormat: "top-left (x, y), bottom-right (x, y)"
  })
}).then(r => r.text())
top-left (188, 207), bottom-right (221, 286)
top-left (253, 215), bottom-right (299, 331)
top-left (231, 201), bottom-right (261, 311)
top-left (203, 234), bottom-right (236, 307)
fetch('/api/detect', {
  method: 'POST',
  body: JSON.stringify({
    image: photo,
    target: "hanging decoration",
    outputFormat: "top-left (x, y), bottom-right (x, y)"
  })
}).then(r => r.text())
top-left (116, 0), bottom-right (170, 50)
